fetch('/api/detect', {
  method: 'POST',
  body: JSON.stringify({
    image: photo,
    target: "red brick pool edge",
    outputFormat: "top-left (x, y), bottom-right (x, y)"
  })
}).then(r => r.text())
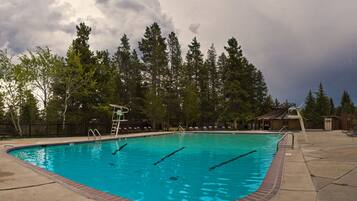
top-left (238, 135), bottom-right (288, 201)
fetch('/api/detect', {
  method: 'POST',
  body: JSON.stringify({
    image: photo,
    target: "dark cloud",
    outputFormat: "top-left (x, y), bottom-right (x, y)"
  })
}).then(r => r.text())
top-left (189, 23), bottom-right (200, 34)
top-left (116, 0), bottom-right (145, 12)
top-left (91, 0), bottom-right (176, 51)
top-left (0, 0), bottom-right (75, 55)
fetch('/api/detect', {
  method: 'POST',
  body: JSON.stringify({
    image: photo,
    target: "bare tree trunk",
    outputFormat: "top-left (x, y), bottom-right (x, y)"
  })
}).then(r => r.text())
top-left (62, 93), bottom-right (69, 130)
top-left (10, 111), bottom-right (22, 136)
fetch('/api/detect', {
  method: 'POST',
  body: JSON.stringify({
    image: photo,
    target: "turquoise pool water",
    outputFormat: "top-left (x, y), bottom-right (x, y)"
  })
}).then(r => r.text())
top-left (10, 133), bottom-right (280, 201)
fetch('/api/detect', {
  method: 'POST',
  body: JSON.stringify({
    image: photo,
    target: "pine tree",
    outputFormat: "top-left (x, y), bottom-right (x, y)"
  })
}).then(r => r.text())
top-left (166, 32), bottom-right (183, 126)
top-left (205, 44), bottom-right (219, 123)
top-left (221, 37), bottom-right (251, 128)
top-left (182, 82), bottom-right (200, 127)
top-left (340, 90), bottom-right (355, 114)
top-left (329, 98), bottom-right (335, 115)
top-left (303, 90), bottom-right (319, 128)
top-left (217, 53), bottom-right (227, 102)
top-left (139, 23), bottom-right (168, 93)
top-left (72, 22), bottom-right (94, 66)
top-left (253, 69), bottom-right (268, 115)
top-left (261, 95), bottom-right (275, 114)
top-left (138, 23), bottom-right (168, 129)
top-left (315, 83), bottom-right (331, 127)
top-left (185, 37), bottom-right (203, 88)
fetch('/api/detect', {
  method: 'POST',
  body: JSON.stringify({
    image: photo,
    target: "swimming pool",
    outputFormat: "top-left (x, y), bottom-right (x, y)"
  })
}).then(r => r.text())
top-left (10, 133), bottom-right (281, 201)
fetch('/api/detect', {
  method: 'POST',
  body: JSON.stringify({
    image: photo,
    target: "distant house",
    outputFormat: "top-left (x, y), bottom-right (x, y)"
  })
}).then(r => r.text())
top-left (255, 108), bottom-right (302, 131)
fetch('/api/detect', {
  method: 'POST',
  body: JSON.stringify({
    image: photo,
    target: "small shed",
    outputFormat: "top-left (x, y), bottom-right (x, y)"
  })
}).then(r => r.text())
top-left (323, 116), bottom-right (340, 130)
top-left (256, 108), bottom-right (302, 131)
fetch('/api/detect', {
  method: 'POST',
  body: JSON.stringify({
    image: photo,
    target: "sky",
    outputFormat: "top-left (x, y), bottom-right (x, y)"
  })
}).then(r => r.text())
top-left (1, 0), bottom-right (357, 104)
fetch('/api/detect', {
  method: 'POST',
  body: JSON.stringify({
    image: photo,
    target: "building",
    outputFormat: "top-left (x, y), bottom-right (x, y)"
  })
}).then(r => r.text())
top-left (255, 108), bottom-right (302, 131)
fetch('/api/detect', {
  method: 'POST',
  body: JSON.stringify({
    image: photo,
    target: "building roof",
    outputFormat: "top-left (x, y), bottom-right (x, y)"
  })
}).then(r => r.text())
top-left (256, 109), bottom-right (288, 120)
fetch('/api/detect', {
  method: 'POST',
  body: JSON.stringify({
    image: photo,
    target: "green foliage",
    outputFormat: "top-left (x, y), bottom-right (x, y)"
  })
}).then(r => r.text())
top-left (143, 88), bottom-right (166, 129)
top-left (0, 50), bottom-right (30, 135)
top-left (139, 23), bottom-right (168, 127)
top-left (165, 32), bottom-right (183, 125)
top-left (303, 90), bottom-right (319, 128)
top-left (20, 90), bottom-right (40, 124)
top-left (0, 22), bottom-right (275, 132)
top-left (0, 92), bottom-right (4, 120)
top-left (52, 47), bottom-right (97, 128)
top-left (20, 46), bottom-right (61, 116)
top-left (339, 90), bottom-right (355, 114)
top-left (139, 23), bottom-right (168, 92)
top-left (182, 82), bottom-right (200, 127)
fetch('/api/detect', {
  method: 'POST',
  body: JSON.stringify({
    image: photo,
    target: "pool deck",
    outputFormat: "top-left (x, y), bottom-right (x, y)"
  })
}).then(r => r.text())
top-left (1, 131), bottom-right (357, 201)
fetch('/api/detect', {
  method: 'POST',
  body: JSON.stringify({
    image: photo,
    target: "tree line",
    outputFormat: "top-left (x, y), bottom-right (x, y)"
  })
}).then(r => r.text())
top-left (0, 22), bottom-right (276, 135)
top-left (303, 83), bottom-right (355, 128)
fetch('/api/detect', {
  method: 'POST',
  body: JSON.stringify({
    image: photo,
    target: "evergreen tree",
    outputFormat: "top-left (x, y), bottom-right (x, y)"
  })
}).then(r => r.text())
top-left (329, 98), bottom-right (335, 115)
top-left (303, 90), bottom-right (319, 128)
top-left (72, 22), bottom-right (95, 65)
top-left (315, 83), bottom-right (331, 127)
top-left (185, 37), bottom-right (208, 126)
top-left (138, 23), bottom-right (168, 128)
top-left (20, 90), bottom-right (40, 124)
top-left (253, 69), bottom-right (268, 115)
top-left (217, 53), bottom-right (227, 103)
top-left (261, 95), bottom-right (275, 114)
top-left (70, 22), bottom-right (100, 122)
top-left (221, 37), bottom-right (251, 128)
top-left (182, 82), bottom-right (200, 127)
top-left (340, 90), bottom-right (355, 114)
top-left (166, 32), bottom-right (183, 126)
top-left (185, 37), bottom-right (203, 88)
top-left (205, 44), bottom-right (219, 123)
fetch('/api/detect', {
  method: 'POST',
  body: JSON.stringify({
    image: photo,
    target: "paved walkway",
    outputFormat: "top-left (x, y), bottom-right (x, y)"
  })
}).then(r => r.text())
top-left (298, 131), bottom-right (357, 201)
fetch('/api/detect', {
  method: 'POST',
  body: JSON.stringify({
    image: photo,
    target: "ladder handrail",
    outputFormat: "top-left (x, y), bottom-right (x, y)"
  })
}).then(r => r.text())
top-left (278, 126), bottom-right (288, 133)
top-left (93, 129), bottom-right (101, 139)
top-left (88, 129), bottom-right (97, 140)
top-left (276, 131), bottom-right (294, 152)
top-left (178, 125), bottom-right (185, 133)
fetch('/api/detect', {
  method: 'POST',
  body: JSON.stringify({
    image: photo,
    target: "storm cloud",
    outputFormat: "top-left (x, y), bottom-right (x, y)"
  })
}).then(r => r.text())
top-left (1, 0), bottom-right (356, 103)
top-left (160, 0), bottom-right (357, 103)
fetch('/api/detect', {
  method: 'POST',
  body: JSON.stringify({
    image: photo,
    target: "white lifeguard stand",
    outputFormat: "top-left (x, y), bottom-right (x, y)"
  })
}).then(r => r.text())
top-left (109, 104), bottom-right (129, 136)
top-left (287, 106), bottom-right (306, 133)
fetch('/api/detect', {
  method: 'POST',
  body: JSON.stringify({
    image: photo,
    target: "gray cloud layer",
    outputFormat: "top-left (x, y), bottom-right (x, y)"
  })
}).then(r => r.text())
top-left (0, 0), bottom-right (75, 55)
top-left (160, 0), bottom-right (357, 103)
top-left (1, 0), bottom-right (356, 103)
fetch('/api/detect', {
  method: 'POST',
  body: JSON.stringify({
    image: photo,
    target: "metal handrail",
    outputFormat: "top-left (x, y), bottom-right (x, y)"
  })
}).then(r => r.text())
top-left (93, 129), bottom-right (102, 139)
top-left (278, 126), bottom-right (288, 133)
top-left (276, 131), bottom-right (294, 152)
top-left (88, 129), bottom-right (97, 140)
top-left (178, 125), bottom-right (185, 133)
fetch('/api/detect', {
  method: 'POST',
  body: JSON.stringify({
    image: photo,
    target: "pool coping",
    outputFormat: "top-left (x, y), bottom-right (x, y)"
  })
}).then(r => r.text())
top-left (238, 134), bottom-right (288, 201)
top-left (3, 131), bottom-right (287, 201)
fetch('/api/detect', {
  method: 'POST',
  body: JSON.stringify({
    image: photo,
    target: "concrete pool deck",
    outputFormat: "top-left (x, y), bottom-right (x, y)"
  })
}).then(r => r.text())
top-left (1, 131), bottom-right (357, 200)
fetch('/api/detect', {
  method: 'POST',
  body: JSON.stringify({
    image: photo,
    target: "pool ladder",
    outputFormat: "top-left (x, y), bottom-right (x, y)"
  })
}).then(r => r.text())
top-left (88, 129), bottom-right (102, 140)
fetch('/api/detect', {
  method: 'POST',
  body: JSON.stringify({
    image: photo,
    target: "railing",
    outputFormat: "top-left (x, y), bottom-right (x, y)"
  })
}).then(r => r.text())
top-left (88, 129), bottom-right (101, 140)
top-left (93, 129), bottom-right (102, 139)
top-left (178, 125), bottom-right (185, 134)
top-left (276, 131), bottom-right (294, 152)
top-left (278, 126), bottom-right (288, 133)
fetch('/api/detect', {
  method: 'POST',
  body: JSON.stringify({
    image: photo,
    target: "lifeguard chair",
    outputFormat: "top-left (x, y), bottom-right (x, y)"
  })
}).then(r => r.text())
top-left (109, 104), bottom-right (129, 136)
